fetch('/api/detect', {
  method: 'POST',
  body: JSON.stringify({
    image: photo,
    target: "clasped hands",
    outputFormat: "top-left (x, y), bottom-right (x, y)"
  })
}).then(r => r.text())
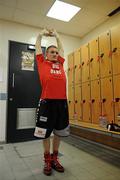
top-left (40, 28), bottom-right (59, 38)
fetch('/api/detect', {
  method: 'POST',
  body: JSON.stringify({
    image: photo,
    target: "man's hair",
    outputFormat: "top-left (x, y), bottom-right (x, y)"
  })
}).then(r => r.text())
top-left (46, 45), bottom-right (58, 52)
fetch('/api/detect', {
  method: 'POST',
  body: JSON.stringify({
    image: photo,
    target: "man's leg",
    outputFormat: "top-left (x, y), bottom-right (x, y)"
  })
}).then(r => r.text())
top-left (53, 134), bottom-right (60, 152)
top-left (51, 134), bottom-right (64, 172)
top-left (43, 137), bottom-right (52, 176)
top-left (43, 137), bottom-right (50, 153)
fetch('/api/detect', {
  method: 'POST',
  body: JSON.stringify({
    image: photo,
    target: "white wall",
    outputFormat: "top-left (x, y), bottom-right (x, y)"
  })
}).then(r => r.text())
top-left (80, 13), bottom-right (120, 45)
top-left (0, 20), bottom-right (81, 142)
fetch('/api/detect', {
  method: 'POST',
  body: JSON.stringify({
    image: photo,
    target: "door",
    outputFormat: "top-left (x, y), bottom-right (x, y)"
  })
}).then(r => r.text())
top-left (7, 41), bottom-right (45, 142)
top-left (91, 80), bottom-right (101, 124)
top-left (101, 77), bottom-right (114, 123)
top-left (113, 75), bottom-right (120, 124)
top-left (89, 38), bottom-right (99, 80)
top-left (82, 82), bottom-right (91, 123)
top-left (81, 44), bottom-right (90, 83)
top-left (74, 84), bottom-right (82, 121)
top-left (68, 53), bottom-right (74, 86)
top-left (111, 25), bottom-right (120, 75)
top-left (74, 49), bottom-right (81, 85)
top-left (68, 85), bottom-right (74, 121)
top-left (99, 31), bottom-right (112, 78)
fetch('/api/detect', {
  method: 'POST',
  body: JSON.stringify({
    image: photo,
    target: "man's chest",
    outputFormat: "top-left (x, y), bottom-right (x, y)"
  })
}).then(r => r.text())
top-left (41, 62), bottom-right (64, 77)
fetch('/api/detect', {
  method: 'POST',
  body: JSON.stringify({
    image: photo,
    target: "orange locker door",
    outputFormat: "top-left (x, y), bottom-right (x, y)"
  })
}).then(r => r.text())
top-left (89, 39), bottom-right (99, 80)
top-left (81, 44), bottom-right (90, 83)
top-left (74, 49), bottom-right (81, 85)
top-left (68, 85), bottom-right (74, 120)
top-left (91, 80), bottom-right (101, 124)
top-left (99, 31), bottom-right (112, 78)
top-left (68, 53), bottom-right (74, 86)
top-left (101, 77), bottom-right (114, 123)
top-left (68, 53), bottom-right (74, 69)
top-left (75, 84), bottom-right (82, 121)
top-left (82, 82), bottom-right (91, 123)
top-left (111, 25), bottom-right (120, 75)
top-left (68, 69), bottom-right (74, 86)
top-left (113, 75), bottom-right (120, 124)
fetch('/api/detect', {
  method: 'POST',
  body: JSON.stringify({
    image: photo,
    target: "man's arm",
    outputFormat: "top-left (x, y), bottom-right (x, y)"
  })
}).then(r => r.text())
top-left (35, 34), bottom-right (42, 55)
top-left (35, 29), bottom-right (49, 55)
top-left (51, 29), bottom-right (64, 57)
top-left (56, 36), bottom-right (64, 58)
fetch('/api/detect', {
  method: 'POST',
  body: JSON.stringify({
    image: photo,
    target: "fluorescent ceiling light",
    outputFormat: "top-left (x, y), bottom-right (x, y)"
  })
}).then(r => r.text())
top-left (47, 0), bottom-right (81, 22)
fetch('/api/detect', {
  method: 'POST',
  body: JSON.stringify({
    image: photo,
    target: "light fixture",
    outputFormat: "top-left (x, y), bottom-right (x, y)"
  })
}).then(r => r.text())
top-left (47, 0), bottom-right (81, 22)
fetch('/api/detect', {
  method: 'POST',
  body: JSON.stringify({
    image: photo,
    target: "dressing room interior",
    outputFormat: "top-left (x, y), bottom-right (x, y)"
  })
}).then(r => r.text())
top-left (0, 0), bottom-right (120, 180)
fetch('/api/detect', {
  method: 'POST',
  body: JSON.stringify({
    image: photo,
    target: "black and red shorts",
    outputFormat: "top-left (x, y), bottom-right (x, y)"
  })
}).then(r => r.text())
top-left (34, 99), bottom-right (70, 139)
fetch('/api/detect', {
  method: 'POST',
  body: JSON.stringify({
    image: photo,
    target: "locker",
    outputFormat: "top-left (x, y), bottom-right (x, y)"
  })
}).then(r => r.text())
top-left (74, 49), bottom-right (81, 84)
top-left (91, 80), bottom-right (101, 124)
top-left (68, 69), bottom-right (74, 86)
top-left (111, 25), bottom-right (120, 75)
top-left (74, 84), bottom-right (82, 121)
top-left (68, 53), bottom-right (74, 69)
top-left (113, 75), bottom-right (120, 124)
top-left (99, 31), bottom-right (112, 78)
top-left (101, 77), bottom-right (114, 123)
top-left (68, 85), bottom-right (74, 120)
top-left (81, 44), bottom-right (90, 83)
top-left (82, 82), bottom-right (91, 123)
top-left (89, 39), bottom-right (99, 80)
top-left (68, 53), bottom-right (74, 86)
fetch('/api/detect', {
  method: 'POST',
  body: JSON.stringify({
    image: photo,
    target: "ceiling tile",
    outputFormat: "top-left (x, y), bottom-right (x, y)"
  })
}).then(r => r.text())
top-left (0, 4), bottom-right (15, 20)
top-left (0, 0), bottom-right (17, 8)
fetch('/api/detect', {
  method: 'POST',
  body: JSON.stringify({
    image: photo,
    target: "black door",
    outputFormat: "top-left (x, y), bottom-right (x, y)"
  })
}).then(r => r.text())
top-left (7, 41), bottom-right (45, 143)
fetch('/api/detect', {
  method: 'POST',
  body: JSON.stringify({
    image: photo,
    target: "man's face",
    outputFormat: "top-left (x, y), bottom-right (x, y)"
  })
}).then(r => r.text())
top-left (46, 47), bottom-right (59, 62)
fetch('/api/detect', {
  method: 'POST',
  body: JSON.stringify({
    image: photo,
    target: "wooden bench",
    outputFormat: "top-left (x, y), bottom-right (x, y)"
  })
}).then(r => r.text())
top-left (70, 120), bottom-right (120, 150)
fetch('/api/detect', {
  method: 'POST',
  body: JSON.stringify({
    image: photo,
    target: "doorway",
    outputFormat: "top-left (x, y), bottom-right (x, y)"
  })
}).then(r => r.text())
top-left (7, 41), bottom-right (45, 142)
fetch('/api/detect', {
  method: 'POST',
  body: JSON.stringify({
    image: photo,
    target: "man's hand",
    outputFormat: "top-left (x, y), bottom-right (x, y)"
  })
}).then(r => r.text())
top-left (48, 29), bottom-right (59, 38)
top-left (40, 28), bottom-right (50, 36)
top-left (52, 29), bottom-right (59, 39)
top-left (47, 29), bottom-right (64, 57)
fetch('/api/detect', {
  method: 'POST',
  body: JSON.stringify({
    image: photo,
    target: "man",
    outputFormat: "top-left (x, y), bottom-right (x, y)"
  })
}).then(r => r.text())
top-left (34, 28), bottom-right (70, 176)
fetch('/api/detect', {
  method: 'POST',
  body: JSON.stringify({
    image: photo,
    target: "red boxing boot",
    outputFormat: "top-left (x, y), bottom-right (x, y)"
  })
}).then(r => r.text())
top-left (43, 152), bottom-right (52, 175)
top-left (51, 151), bottom-right (64, 172)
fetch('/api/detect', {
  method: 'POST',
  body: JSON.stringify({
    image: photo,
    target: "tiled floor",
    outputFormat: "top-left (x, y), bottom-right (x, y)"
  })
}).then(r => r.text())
top-left (0, 135), bottom-right (120, 180)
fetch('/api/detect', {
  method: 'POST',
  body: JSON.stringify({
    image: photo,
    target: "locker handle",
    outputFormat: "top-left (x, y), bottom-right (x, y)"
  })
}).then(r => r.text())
top-left (100, 53), bottom-right (104, 58)
top-left (92, 99), bottom-right (95, 103)
top-left (12, 73), bottom-right (15, 88)
top-left (74, 65), bottom-right (77, 69)
top-left (81, 100), bottom-right (85, 104)
top-left (115, 98), bottom-right (119, 102)
top-left (90, 58), bottom-right (93, 62)
top-left (102, 98), bottom-right (106, 103)
top-left (69, 101), bottom-right (71, 104)
top-left (82, 62), bottom-right (84, 66)
top-left (112, 47), bottom-right (117, 53)
top-left (68, 68), bottom-right (70, 71)
top-left (83, 100), bottom-right (86, 103)
top-left (75, 100), bottom-right (78, 103)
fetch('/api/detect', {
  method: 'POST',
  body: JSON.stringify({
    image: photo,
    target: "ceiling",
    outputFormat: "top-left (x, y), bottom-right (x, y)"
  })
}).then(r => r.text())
top-left (0, 0), bottom-right (120, 37)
